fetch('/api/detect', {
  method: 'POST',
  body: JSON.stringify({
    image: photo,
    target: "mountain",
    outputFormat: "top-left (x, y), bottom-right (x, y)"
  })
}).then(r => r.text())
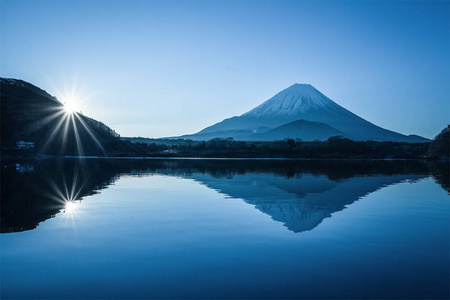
top-left (428, 125), bottom-right (450, 159)
top-left (177, 84), bottom-right (429, 142)
top-left (251, 119), bottom-right (343, 141)
top-left (1, 78), bottom-right (123, 155)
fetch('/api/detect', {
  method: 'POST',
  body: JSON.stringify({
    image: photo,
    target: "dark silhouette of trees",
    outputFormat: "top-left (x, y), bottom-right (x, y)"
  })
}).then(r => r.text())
top-left (428, 125), bottom-right (449, 159)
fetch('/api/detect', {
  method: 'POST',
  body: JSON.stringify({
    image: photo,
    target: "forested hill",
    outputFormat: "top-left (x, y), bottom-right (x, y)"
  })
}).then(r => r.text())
top-left (1, 78), bottom-right (126, 156)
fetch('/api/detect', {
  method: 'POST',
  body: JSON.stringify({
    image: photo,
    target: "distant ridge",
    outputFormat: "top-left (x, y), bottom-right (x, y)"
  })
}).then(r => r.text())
top-left (251, 119), bottom-right (344, 142)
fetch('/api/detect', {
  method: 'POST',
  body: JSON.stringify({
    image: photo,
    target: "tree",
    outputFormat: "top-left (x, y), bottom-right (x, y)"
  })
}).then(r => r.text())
top-left (428, 125), bottom-right (450, 159)
top-left (286, 139), bottom-right (295, 149)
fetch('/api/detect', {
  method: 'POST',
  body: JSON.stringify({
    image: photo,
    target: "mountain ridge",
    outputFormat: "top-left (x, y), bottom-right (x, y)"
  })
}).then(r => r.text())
top-left (177, 84), bottom-right (429, 143)
top-left (251, 119), bottom-right (344, 141)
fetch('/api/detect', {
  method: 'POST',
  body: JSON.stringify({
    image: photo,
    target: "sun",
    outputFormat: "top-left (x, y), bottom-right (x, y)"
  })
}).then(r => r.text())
top-left (64, 201), bottom-right (78, 214)
top-left (63, 99), bottom-right (79, 114)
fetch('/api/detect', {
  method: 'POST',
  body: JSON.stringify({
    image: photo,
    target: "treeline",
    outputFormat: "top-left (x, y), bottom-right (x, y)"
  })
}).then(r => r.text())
top-left (120, 136), bottom-right (433, 159)
top-left (7, 127), bottom-right (448, 160)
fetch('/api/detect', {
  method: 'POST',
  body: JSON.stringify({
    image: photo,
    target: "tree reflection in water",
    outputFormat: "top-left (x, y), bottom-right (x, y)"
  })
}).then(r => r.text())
top-left (1, 158), bottom-right (447, 233)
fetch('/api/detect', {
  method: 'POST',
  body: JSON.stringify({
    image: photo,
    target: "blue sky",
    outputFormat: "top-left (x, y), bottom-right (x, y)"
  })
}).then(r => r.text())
top-left (1, 0), bottom-right (448, 138)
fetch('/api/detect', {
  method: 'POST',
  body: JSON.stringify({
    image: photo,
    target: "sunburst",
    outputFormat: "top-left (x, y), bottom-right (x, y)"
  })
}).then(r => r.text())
top-left (63, 99), bottom-right (79, 115)
top-left (45, 165), bottom-right (89, 227)
top-left (33, 81), bottom-right (105, 156)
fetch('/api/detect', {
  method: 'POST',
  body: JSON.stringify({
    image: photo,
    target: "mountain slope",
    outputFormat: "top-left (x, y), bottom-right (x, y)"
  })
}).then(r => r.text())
top-left (1, 78), bottom-right (123, 155)
top-left (251, 119), bottom-right (344, 141)
top-left (180, 84), bottom-right (429, 142)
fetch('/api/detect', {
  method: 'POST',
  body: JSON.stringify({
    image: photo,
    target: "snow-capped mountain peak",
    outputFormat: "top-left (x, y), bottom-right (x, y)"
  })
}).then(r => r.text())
top-left (175, 83), bottom-right (429, 143)
top-left (243, 83), bottom-right (339, 116)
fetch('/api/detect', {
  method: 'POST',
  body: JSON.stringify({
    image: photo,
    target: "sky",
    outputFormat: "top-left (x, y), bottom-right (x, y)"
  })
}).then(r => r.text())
top-left (1, 0), bottom-right (449, 139)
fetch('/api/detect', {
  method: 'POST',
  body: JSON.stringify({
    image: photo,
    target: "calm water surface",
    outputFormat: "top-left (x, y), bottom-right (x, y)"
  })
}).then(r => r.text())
top-left (1, 159), bottom-right (449, 299)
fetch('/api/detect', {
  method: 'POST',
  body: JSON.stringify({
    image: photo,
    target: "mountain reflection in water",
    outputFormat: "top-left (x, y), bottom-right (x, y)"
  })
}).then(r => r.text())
top-left (1, 158), bottom-right (447, 233)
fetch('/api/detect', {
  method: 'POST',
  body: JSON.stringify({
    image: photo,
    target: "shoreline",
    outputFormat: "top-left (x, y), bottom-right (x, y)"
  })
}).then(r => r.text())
top-left (1, 154), bottom-right (444, 162)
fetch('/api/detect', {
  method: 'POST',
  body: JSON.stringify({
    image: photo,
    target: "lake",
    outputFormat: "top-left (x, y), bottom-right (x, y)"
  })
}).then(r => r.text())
top-left (1, 158), bottom-right (449, 299)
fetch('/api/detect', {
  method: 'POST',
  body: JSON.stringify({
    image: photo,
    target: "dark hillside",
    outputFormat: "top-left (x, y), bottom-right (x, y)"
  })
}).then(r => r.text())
top-left (1, 78), bottom-right (125, 156)
top-left (428, 125), bottom-right (450, 159)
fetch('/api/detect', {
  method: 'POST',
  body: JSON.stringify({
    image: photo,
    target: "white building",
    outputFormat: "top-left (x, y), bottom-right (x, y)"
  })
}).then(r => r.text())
top-left (16, 141), bottom-right (35, 149)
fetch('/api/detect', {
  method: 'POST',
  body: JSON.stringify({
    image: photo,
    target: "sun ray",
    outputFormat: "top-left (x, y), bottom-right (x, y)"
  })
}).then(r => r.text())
top-left (74, 113), bottom-right (106, 154)
top-left (70, 113), bottom-right (85, 157)
top-left (44, 164), bottom-right (89, 226)
top-left (39, 112), bottom-right (70, 154)
top-left (28, 108), bottom-right (65, 133)
top-left (59, 113), bottom-right (72, 154)
top-left (46, 179), bottom-right (68, 205)
top-left (30, 78), bottom-right (107, 157)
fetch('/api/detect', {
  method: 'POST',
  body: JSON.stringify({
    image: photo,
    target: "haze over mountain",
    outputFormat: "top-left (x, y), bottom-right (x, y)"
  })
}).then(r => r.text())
top-left (176, 84), bottom-right (429, 142)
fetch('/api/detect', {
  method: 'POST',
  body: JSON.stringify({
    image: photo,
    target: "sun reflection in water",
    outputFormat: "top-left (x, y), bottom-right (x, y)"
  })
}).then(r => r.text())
top-left (64, 201), bottom-right (78, 214)
top-left (44, 165), bottom-right (90, 228)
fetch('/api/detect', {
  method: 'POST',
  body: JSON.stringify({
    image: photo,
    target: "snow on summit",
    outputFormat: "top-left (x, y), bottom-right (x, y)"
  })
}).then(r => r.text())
top-left (244, 84), bottom-right (340, 116)
top-left (175, 83), bottom-right (430, 143)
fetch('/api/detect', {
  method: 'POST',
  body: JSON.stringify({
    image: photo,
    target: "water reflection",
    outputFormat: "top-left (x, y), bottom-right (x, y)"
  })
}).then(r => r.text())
top-left (190, 172), bottom-right (425, 232)
top-left (63, 201), bottom-right (78, 214)
top-left (1, 159), bottom-right (447, 233)
top-left (1, 159), bottom-right (118, 232)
